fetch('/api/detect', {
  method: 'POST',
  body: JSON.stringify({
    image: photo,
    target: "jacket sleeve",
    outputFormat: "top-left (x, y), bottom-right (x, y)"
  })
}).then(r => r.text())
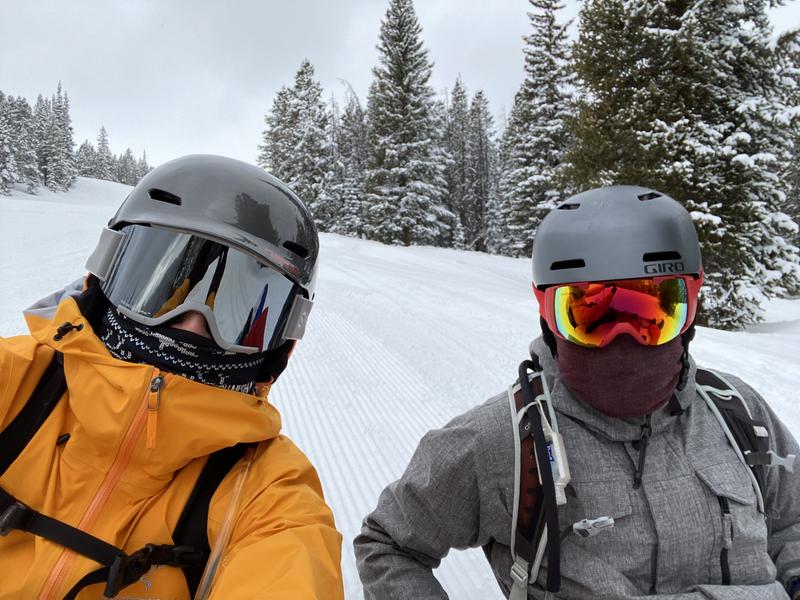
top-left (354, 408), bottom-right (490, 600)
top-left (723, 374), bottom-right (800, 596)
top-left (751, 386), bottom-right (800, 590)
top-left (207, 436), bottom-right (344, 600)
top-left (0, 334), bottom-right (42, 429)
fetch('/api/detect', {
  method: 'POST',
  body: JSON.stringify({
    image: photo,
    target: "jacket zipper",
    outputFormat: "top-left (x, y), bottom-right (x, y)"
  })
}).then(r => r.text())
top-left (147, 376), bottom-right (165, 449)
top-left (37, 370), bottom-right (163, 600)
top-left (718, 496), bottom-right (732, 584)
top-left (632, 414), bottom-right (652, 490)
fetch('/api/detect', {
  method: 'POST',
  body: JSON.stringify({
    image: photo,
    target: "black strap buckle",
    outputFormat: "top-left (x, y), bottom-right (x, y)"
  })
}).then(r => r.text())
top-left (0, 501), bottom-right (31, 536)
top-left (105, 546), bottom-right (155, 598)
top-left (167, 545), bottom-right (204, 567)
top-left (104, 544), bottom-right (204, 597)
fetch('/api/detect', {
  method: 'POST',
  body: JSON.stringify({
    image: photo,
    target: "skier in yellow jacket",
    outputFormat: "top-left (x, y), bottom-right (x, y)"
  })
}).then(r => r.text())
top-left (0, 155), bottom-right (343, 599)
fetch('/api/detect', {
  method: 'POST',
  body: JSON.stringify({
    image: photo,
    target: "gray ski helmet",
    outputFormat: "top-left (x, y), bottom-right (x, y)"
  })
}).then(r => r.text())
top-left (84, 155), bottom-right (319, 353)
top-left (104, 154), bottom-right (318, 296)
top-left (532, 185), bottom-right (702, 288)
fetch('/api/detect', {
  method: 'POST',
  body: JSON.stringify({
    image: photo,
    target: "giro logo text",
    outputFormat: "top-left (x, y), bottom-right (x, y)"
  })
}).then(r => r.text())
top-left (644, 261), bottom-right (685, 275)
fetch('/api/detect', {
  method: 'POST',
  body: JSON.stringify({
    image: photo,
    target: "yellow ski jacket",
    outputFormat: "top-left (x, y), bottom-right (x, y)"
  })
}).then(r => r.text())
top-left (0, 297), bottom-right (343, 599)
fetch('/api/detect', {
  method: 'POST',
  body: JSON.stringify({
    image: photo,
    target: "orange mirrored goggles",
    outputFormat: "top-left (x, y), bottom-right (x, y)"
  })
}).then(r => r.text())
top-left (535, 276), bottom-right (702, 348)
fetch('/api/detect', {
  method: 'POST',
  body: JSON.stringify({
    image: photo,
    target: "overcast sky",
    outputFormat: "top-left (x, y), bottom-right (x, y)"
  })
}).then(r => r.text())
top-left (1, 0), bottom-right (798, 167)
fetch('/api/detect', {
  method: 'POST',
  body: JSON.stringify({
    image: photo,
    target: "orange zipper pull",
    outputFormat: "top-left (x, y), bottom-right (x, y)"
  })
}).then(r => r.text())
top-left (147, 375), bottom-right (164, 449)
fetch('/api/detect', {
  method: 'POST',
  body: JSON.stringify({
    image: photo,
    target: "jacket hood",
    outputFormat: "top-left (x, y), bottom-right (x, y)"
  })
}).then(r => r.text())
top-left (22, 287), bottom-right (282, 493)
top-left (530, 337), bottom-right (698, 442)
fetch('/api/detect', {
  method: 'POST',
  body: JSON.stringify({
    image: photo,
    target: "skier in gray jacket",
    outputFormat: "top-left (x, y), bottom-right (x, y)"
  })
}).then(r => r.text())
top-left (354, 186), bottom-right (800, 600)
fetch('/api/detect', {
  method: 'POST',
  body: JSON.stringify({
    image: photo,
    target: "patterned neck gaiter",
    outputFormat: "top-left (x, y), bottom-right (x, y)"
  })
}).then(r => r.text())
top-left (555, 334), bottom-right (684, 419)
top-left (98, 307), bottom-right (266, 394)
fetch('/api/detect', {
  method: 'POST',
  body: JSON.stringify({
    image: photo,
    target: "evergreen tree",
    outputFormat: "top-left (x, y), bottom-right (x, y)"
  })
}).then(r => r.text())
top-left (365, 0), bottom-right (453, 246)
top-left (75, 140), bottom-right (96, 177)
top-left (463, 90), bottom-right (498, 251)
top-left (136, 150), bottom-right (151, 181)
top-left (258, 61), bottom-right (334, 229)
top-left (568, 0), bottom-right (800, 328)
top-left (32, 95), bottom-right (54, 188)
top-left (333, 89), bottom-right (369, 237)
top-left (94, 126), bottom-right (114, 181)
top-left (290, 60), bottom-right (334, 228)
top-left (7, 96), bottom-right (40, 193)
top-left (48, 83), bottom-right (76, 191)
top-left (0, 93), bottom-right (17, 195)
top-left (497, 0), bottom-right (573, 257)
top-left (778, 30), bottom-right (800, 247)
top-left (117, 148), bottom-right (138, 185)
top-left (258, 86), bottom-right (294, 180)
top-left (445, 77), bottom-right (470, 235)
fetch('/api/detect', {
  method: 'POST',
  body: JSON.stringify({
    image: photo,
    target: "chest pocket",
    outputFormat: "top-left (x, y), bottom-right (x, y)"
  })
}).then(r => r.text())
top-left (694, 461), bottom-right (771, 585)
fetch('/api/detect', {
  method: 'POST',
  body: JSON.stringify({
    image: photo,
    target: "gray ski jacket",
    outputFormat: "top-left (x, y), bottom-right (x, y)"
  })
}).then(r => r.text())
top-left (354, 338), bottom-right (800, 599)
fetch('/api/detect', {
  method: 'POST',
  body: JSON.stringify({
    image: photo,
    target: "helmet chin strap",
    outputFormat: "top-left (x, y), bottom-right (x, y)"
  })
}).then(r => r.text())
top-left (540, 316), bottom-right (558, 359)
top-left (676, 322), bottom-right (696, 391)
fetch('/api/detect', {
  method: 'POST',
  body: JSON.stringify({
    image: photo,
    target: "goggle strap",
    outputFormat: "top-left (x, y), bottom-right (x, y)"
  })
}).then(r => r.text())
top-left (283, 295), bottom-right (314, 341)
top-left (85, 228), bottom-right (125, 282)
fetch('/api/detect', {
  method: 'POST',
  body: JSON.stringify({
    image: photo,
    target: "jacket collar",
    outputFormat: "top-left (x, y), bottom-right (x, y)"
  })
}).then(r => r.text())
top-left (24, 296), bottom-right (282, 494)
top-left (530, 337), bottom-right (698, 442)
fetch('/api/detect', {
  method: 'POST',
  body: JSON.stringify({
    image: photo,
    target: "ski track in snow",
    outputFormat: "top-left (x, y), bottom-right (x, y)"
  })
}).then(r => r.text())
top-left (2, 178), bottom-right (800, 599)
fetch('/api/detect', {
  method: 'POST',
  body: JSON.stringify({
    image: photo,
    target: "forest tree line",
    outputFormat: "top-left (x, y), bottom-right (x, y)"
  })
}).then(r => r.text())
top-left (0, 84), bottom-right (151, 194)
top-left (257, 0), bottom-right (800, 329)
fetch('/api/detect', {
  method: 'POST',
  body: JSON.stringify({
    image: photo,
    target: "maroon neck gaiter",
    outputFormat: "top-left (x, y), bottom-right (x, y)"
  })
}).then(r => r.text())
top-left (554, 334), bottom-right (684, 419)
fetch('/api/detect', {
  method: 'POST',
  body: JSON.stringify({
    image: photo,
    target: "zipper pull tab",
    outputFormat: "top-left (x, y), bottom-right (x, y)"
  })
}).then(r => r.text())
top-left (147, 375), bottom-right (164, 449)
top-left (633, 414), bottom-right (652, 490)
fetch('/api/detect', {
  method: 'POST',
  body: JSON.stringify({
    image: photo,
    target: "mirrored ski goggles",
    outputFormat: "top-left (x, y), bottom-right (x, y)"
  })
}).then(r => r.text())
top-left (86, 224), bottom-right (313, 353)
top-left (537, 276), bottom-right (699, 348)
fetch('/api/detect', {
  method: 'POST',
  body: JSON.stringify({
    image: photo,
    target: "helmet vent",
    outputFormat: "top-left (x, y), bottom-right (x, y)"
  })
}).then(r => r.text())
top-left (283, 240), bottom-right (309, 258)
top-left (551, 259), bottom-right (586, 271)
top-left (558, 202), bottom-right (580, 210)
top-left (148, 188), bottom-right (182, 206)
top-left (643, 251), bottom-right (682, 262)
top-left (638, 192), bottom-right (662, 201)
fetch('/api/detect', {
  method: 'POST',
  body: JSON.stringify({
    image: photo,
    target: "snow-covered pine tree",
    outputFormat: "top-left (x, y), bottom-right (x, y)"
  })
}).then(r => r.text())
top-left (463, 89), bottom-right (498, 251)
top-left (0, 93), bottom-right (17, 195)
top-left (117, 148), bottom-right (138, 185)
top-left (496, 0), bottom-right (573, 258)
top-left (445, 77), bottom-right (470, 237)
top-left (365, 0), bottom-right (453, 246)
top-left (487, 110), bottom-right (514, 255)
top-left (75, 140), bottom-right (95, 177)
top-left (288, 61), bottom-right (335, 229)
top-left (258, 86), bottom-right (294, 180)
top-left (7, 96), bottom-right (40, 193)
top-left (333, 89), bottom-right (369, 237)
top-left (32, 95), bottom-right (54, 188)
top-left (47, 83), bottom-right (76, 191)
top-left (136, 150), bottom-right (151, 182)
top-left (94, 126), bottom-right (114, 181)
top-left (568, 0), bottom-right (800, 328)
top-left (257, 61), bottom-right (334, 229)
top-left (778, 30), bottom-right (800, 247)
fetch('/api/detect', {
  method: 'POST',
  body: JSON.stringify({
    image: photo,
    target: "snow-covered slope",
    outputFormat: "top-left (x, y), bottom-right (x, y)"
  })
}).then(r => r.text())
top-left (2, 178), bottom-right (799, 599)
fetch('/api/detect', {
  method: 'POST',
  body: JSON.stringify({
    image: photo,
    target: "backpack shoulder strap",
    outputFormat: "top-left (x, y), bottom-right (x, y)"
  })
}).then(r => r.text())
top-left (0, 351), bottom-right (66, 477)
top-left (508, 359), bottom-right (561, 598)
top-left (172, 442), bottom-right (250, 597)
top-left (694, 368), bottom-right (794, 514)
